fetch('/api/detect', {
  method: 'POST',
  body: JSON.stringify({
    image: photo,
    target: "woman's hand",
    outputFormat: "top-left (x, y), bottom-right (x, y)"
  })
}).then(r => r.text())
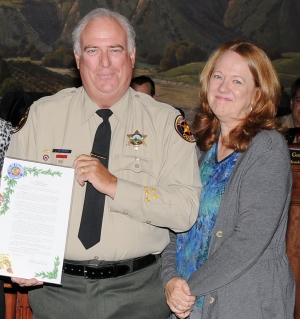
top-left (165, 277), bottom-right (196, 318)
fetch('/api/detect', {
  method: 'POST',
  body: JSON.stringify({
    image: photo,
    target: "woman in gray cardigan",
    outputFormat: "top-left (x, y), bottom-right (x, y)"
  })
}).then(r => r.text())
top-left (161, 40), bottom-right (295, 319)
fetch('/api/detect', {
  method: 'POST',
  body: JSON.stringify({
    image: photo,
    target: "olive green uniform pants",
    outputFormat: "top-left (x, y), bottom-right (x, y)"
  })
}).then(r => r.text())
top-left (29, 258), bottom-right (170, 319)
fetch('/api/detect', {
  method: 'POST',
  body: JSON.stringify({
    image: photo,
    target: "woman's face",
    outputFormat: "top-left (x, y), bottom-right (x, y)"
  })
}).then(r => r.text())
top-left (207, 51), bottom-right (257, 126)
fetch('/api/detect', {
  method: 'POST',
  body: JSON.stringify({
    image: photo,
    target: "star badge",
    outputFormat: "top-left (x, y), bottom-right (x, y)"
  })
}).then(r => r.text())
top-left (127, 130), bottom-right (147, 150)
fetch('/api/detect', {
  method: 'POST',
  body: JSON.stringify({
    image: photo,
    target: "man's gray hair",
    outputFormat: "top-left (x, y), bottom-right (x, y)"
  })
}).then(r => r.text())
top-left (72, 8), bottom-right (136, 56)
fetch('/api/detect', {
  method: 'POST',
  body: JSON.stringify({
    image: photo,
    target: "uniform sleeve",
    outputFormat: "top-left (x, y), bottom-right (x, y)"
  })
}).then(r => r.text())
top-left (110, 115), bottom-right (202, 232)
top-left (187, 145), bottom-right (292, 297)
top-left (6, 104), bottom-right (38, 161)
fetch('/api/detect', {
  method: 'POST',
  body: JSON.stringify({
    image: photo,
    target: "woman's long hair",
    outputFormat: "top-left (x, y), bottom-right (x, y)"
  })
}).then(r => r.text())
top-left (193, 40), bottom-right (283, 152)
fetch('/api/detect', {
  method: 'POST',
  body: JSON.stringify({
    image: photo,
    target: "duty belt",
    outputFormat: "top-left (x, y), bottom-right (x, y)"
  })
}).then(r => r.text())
top-left (63, 254), bottom-right (159, 279)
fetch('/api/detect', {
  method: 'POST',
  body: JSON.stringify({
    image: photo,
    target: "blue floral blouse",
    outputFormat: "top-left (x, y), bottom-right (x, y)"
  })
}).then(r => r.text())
top-left (176, 142), bottom-right (239, 308)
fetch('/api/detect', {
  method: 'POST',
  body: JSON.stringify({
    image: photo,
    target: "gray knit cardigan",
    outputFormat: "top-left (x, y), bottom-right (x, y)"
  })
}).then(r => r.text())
top-left (161, 130), bottom-right (295, 319)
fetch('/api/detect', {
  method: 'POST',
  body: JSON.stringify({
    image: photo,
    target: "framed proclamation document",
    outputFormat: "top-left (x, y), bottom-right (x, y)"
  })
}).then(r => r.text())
top-left (0, 157), bottom-right (74, 284)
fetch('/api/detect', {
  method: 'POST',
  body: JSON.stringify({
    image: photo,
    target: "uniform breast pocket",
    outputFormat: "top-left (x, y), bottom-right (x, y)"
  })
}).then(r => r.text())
top-left (110, 154), bottom-right (161, 184)
top-left (38, 148), bottom-right (81, 168)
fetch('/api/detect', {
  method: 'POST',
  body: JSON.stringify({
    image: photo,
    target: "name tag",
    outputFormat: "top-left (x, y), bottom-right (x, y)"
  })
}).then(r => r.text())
top-left (289, 148), bottom-right (300, 164)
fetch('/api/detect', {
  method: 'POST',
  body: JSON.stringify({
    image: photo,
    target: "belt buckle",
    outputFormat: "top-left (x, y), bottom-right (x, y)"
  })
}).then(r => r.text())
top-left (84, 260), bottom-right (103, 279)
top-left (84, 260), bottom-right (117, 279)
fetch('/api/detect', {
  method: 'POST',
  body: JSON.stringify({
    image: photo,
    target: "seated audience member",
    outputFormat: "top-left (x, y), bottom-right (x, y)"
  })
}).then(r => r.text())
top-left (279, 78), bottom-right (300, 143)
top-left (161, 40), bottom-right (295, 319)
top-left (130, 75), bottom-right (156, 99)
top-left (279, 78), bottom-right (300, 142)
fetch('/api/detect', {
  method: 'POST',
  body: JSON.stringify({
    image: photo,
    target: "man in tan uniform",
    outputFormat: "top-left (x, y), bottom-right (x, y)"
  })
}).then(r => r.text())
top-left (7, 8), bottom-right (201, 319)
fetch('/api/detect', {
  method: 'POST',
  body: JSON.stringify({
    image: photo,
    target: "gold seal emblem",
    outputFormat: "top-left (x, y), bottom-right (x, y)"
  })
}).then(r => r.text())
top-left (0, 254), bottom-right (13, 273)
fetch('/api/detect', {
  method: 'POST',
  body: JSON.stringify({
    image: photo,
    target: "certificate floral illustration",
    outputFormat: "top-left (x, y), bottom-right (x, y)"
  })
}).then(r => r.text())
top-left (0, 164), bottom-right (62, 216)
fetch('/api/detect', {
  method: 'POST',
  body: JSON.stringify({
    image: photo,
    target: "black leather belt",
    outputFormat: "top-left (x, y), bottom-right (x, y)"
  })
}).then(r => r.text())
top-left (63, 254), bottom-right (159, 279)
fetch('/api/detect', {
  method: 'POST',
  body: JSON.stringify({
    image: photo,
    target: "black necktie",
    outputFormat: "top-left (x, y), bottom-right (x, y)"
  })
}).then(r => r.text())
top-left (78, 109), bottom-right (113, 249)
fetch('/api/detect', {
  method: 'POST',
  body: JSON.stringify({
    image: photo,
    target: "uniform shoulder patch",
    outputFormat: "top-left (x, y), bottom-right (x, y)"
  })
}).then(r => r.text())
top-left (174, 115), bottom-right (196, 143)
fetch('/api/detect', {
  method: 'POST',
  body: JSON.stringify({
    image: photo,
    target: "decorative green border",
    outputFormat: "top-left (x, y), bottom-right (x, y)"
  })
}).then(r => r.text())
top-left (0, 166), bottom-right (62, 215)
top-left (35, 256), bottom-right (60, 279)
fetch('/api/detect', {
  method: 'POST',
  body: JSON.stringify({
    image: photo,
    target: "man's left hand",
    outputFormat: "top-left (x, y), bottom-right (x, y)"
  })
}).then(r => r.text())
top-left (73, 154), bottom-right (117, 199)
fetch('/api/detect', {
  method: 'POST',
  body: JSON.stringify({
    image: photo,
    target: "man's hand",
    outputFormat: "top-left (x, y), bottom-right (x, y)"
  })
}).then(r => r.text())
top-left (165, 277), bottom-right (196, 319)
top-left (11, 277), bottom-right (43, 287)
top-left (72, 154), bottom-right (117, 199)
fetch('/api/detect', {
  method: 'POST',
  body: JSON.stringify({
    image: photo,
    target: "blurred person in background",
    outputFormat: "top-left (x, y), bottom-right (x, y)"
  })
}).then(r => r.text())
top-left (130, 75), bottom-right (156, 99)
top-left (279, 77), bottom-right (300, 142)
